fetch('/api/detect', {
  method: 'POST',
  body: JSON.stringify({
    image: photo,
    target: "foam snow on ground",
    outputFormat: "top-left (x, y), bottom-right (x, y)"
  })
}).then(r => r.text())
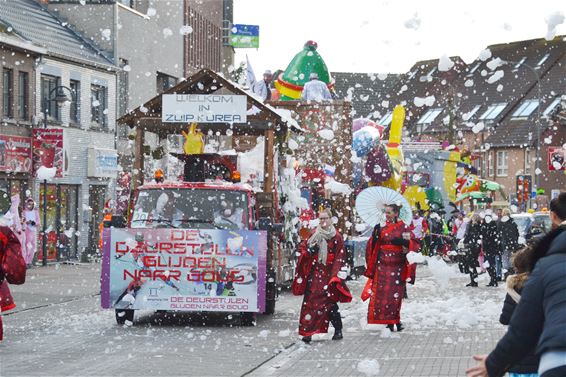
top-left (357, 359), bottom-right (380, 376)
top-left (406, 252), bottom-right (425, 264)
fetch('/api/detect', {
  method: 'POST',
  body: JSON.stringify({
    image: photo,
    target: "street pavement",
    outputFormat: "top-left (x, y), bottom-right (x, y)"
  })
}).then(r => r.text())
top-left (0, 261), bottom-right (507, 376)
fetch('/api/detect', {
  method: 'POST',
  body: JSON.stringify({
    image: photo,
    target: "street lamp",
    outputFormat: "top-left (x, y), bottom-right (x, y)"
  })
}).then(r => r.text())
top-left (501, 60), bottom-right (542, 201)
top-left (41, 86), bottom-right (74, 266)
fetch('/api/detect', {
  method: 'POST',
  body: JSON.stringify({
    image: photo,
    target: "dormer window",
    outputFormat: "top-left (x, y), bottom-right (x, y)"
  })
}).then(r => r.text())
top-left (378, 111), bottom-right (393, 126)
top-left (462, 105), bottom-right (481, 121)
top-left (417, 108), bottom-right (443, 124)
top-left (536, 53), bottom-right (550, 68)
top-left (479, 103), bottom-right (507, 120)
top-left (512, 99), bottom-right (539, 118)
top-left (542, 97), bottom-right (562, 118)
top-left (468, 62), bottom-right (481, 75)
top-left (513, 57), bottom-right (527, 69)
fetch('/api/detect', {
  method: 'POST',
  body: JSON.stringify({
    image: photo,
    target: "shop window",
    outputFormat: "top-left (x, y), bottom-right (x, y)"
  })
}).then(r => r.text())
top-left (18, 71), bottom-right (29, 120)
top-left (70, 79), bottom-right (81, 125)
top-left (41, 74), bottom-right (61, 121)
top-left (91, 84), bottom-right (107, 130)
top-left (496, 150), bottom-right (508, 177)
top-left (3, 68), bottom-right (13, 119)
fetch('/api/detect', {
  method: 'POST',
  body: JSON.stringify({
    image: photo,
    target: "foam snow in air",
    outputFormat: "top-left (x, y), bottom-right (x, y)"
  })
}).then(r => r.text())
top-left (227, 236), bottom-right (243, 251)
top-left (438, 55), bottom-right (454, 71)
top-left (486, 58), bottom-right (504, 71)
top-left (487, 70), bottom-right (504, 84)
top-left (37, 166), bottom-right (57, 180)
top-left (180, 25), bottom-right (193, 35)
top-left (357, 359), bottom-right (380, 376)
top-left (288, 139), bottom-right (299, 150)
top-left (414, 95), bottom-right (435, 107)
top-left (545, 11), bottom-right (565, 40)
top-left (479, 49), bottom-right (492, 61)
top-left (318, 129), bottom-right (335, 140)
top-left (406, 252), bottom-right (426, 264)
top-left (472, 122), bottom-right (485, 134)
top-left (325, 180), bottom-right (352, 195)
top-left (404, 13), bottom-right (421, 30)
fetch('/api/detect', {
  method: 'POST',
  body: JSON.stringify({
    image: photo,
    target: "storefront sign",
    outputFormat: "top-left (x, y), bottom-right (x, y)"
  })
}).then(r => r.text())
top-left (32, 128), bottom-right (64, 178)
top-left (162, 94), bottom-right (247, 123)
top-left (0, 134), bottom-right (32, 173)
top-left (229, 24), bottom-right (259, 48)
top-left (548, 146), bottom-right (565, 171)
top-left (87, 148), bottom-right (119, 178)
top-left (101, 228), bottom-right (267, 313)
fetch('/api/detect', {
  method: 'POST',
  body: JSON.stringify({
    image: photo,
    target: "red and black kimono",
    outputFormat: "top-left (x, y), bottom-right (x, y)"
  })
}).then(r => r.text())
top-left (362, 221), bottom-right (415, 325)
top-left (291, 231), bottom-right (352, 337)
top-left (0, 226), bottom-right (26, 341)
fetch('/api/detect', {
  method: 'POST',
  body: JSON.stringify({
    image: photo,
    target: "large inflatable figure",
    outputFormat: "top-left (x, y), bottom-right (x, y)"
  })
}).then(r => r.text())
top-left (274, 41), bottom-right (334, 100)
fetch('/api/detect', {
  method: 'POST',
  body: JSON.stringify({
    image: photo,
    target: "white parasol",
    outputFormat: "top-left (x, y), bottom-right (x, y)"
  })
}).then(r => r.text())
top-left (355, 187), bottom-right (412, 226)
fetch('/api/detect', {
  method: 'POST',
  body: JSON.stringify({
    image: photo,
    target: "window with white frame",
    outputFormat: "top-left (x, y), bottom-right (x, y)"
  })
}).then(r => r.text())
top-left (512, 99), bottom-right (539, 118)
top-left (462, 105), bottom-right (481, 121)
top-left (417, 108), bottom-right (443, 124)
top-left (525, 149), bottom-right (531, 175)
top-left (479, 103), bottom-right (507, 120)
top-left (377, 111), bottom-right (393, 126)
top-left (542, 97), bottom-right (562, 118)
top-left (487, 152), bottom-right (494, 177)
top-left (467, 62), bottom-right (481, 75)
top-left (536, 53), bottom-right (550, 68)
top-left (496, 150), bottom-right (508, 177)
top-left (513, 57), bottom-right (527, 69)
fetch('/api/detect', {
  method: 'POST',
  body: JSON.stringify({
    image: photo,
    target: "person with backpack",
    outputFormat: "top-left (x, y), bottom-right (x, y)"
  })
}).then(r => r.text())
top-left (0, 225), bottom-right (27, 341)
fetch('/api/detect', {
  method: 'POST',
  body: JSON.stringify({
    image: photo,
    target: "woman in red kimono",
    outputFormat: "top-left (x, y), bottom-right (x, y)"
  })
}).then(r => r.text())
top-left (0, 225), bottom-right (26, 341)
top-left (292, 209), bottom-right (352, 343)
top-left (363, 204), bottom-right (414, 331)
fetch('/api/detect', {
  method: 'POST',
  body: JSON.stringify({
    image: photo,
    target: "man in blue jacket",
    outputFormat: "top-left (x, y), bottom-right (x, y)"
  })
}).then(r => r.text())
top-left (467, 192), bottom-right (566, 377)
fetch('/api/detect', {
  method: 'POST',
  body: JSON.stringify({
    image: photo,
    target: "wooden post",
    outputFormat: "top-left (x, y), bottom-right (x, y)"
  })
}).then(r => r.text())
top-left (132, 126), bottom-right (145, 192)
top-left (263, 129), bottom-right (275, 194)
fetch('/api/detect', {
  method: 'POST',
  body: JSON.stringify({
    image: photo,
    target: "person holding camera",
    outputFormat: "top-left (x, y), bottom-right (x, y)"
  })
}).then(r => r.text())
top-left (22, 198), bottom-right (39, 267)
top-left (292, 209), bottom-right (352, 343)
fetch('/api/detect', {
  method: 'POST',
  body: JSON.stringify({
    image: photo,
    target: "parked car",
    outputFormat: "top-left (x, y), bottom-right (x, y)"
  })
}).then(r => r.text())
top-left (511, 211), bottom-right (551, 246)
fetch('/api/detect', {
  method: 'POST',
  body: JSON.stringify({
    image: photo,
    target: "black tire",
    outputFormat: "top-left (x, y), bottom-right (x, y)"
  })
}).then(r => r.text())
top-left (264, 269), bottom-right (277, 315)
top-left (240, 312), bottom-right (256, 326)
top-left (115, 309), bottom-right (134, 325)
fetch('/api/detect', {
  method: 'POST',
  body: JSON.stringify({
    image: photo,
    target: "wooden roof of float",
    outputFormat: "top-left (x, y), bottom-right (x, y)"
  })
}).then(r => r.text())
top-left (118, 68), bottom-right (301, 137)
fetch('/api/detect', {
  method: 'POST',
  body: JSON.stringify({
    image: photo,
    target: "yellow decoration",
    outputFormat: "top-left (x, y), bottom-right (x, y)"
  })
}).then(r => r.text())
top-left (443, 151), bottom-right (460, 202)
top-left (382, 105), bottom-right (406, 191)
top-left (181, 123), bottom-right (204, 155)
top-left (404, 185), bottom-right (429, 211)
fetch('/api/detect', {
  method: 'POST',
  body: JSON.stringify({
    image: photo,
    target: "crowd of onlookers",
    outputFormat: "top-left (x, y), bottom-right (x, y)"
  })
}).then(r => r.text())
top-left (465, 192), bottom-right (566, 377)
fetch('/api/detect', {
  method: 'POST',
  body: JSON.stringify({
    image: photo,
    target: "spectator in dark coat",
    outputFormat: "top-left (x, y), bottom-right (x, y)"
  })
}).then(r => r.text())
top-left (498, 246), bottom-right (540, 376)
top-left (498, 208), bottom-right (519, 279)
top-left (481, 213), bottom-right (501, 287)
top-left (463, 214), bottom-right (482, 287)
top-left (467, 192), bottom-right (566, 377)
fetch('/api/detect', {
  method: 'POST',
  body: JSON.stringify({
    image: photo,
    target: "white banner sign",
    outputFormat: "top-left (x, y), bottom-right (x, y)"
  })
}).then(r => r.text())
top-left (162, 94), bottom-right (247, 124)
top-left (87, 148), bottom-right (119, 178)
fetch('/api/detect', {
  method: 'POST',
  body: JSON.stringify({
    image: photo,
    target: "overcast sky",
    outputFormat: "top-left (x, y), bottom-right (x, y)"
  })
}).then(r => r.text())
top-left (233, 0), bottom-right (565, 75)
